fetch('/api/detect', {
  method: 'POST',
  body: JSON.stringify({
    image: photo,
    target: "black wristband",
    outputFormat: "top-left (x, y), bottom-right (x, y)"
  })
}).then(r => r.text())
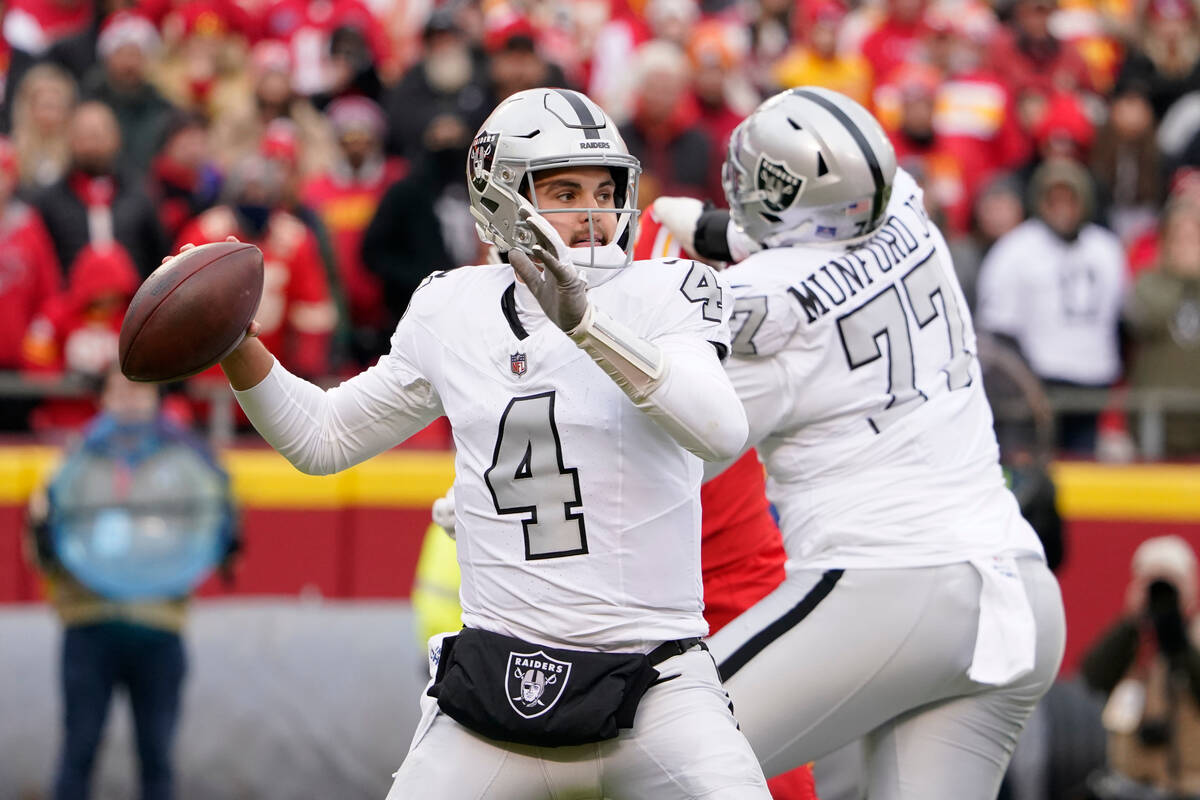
top-left (693, 209), bottom-right (734, 263)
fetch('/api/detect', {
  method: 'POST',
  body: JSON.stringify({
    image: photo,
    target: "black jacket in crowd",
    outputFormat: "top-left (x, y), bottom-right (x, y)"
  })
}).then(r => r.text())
top-left (362, 147), bottom-right (468, 323)
top-left (33, 172), bottom-right (169, 279)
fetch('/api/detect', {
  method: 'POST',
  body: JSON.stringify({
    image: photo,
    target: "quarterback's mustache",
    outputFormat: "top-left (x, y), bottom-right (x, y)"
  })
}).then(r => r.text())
top-left (570, 230), bottom-right (609, 246)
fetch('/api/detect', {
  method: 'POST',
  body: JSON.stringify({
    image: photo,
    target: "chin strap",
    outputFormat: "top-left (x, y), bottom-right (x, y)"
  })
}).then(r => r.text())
top-left (567, 304), bottom-right (665, 403)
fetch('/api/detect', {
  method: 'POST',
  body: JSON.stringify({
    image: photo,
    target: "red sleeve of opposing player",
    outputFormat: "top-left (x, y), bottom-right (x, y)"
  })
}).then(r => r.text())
top-left (632, 209), bottom-right (684, 261)
top-left (700, 451), bottom-right (788, 633)
top-left (633, 211), bottom-right (660, 261)
top-left (768, 765), bottom-right (819, 800)
top-left (701, 451), bottom-right (773, 545)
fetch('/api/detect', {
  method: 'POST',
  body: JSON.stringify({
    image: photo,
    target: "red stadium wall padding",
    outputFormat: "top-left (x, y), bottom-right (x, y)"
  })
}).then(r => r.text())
top-left (1056, 520), bottom-right (1200, 674)
top-left (0, 506), bottom-right (34, 603)
top-left (197, 509), bottom-right (343, 598)
top-left (4, 448), bottom-right (1200, 681)
top-left (343, 508), bottom-right (429, 598)
top-left (4, 510), bottom-right (1198, 675)
top-left (192, 507), bottom-right (429, 599)
top-left (2, 507), bottom-right (433, 604)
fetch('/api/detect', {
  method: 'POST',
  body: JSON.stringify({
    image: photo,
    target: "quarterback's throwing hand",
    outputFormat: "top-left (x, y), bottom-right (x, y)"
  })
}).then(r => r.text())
top-left (509, 244), bottom-right (589, 333)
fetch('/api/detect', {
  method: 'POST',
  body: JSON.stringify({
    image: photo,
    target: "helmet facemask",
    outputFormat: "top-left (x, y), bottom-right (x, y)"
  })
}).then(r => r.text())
top-left (472, 151), bottom-right (640, 283)
top-left (466, 87), bottom-right (643, 286)
top-left (518, 163), bottom-right (640, 277)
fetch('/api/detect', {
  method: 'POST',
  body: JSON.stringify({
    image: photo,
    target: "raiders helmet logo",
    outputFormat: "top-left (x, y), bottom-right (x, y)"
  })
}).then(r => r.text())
top-left (507, 650), bottom-right (571, 719)
top-left (469, 132), bottom-right (499, 193)
top-left (756, 158), bottom-right (804, 213)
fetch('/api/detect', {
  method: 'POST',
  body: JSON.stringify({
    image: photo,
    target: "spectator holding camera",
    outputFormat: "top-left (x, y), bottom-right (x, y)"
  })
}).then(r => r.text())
top-left (1081, 535), bottom-right (1200, 798)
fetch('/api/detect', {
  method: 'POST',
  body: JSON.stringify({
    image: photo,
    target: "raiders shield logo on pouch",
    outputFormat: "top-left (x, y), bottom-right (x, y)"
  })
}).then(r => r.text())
top-left (469, 132), bottom-right (499, 193)
top-left (510, 352), bottom-right (527, 376)
top-left (507, 650), bottom-right (571, 719)
top-left (756, 158), bottom-right (804, 213)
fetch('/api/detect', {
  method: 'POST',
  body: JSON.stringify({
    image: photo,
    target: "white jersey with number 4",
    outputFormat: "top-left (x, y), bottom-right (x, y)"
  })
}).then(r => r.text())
top-left (394, 259), bottom-right (731, 652)
top-left (722, 168), bottom-right (1043, 570)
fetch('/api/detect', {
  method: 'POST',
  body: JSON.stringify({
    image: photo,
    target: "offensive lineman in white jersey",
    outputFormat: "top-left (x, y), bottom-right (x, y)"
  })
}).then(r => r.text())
top-left (216, 88), bottom-right (771, 799)
top-left (687, 88), bottom-right (1068, 798)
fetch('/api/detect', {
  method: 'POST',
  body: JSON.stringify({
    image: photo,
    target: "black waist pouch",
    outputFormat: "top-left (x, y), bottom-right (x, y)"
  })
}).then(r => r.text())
top-left (427, 627), bottom-right (699, 747)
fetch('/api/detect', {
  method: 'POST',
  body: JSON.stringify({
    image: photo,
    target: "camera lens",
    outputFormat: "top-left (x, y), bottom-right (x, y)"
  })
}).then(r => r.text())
top-left (1147, 579), bottom-right (1180, 617)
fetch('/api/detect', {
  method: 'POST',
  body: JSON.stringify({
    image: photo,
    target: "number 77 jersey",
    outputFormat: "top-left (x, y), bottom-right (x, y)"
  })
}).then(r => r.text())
top-left (721, 167), bottom-right (1043, 570)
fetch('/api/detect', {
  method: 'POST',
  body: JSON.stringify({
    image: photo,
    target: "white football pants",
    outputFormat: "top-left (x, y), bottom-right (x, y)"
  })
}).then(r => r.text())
top-left (707, 557), bottom-right (1066, 800)
top-left (385, 647), bottom-right (770, 799)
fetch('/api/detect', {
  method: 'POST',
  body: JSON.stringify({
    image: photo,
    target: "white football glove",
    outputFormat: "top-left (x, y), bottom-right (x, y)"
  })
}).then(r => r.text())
top-left (650, 196), bottom-right (704, 258)
top-left (509, 208), bottom-right (589, 332)
top-left (431, 487), bottom-right (456, 540)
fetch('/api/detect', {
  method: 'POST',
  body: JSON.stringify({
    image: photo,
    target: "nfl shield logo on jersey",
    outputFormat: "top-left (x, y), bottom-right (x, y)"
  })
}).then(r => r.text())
top-left (507, 650), bottom-right (572, 719)
top-left (510, 352), bottom-right (527, 377)
top-left (756, 157), bottom-right (804, 212)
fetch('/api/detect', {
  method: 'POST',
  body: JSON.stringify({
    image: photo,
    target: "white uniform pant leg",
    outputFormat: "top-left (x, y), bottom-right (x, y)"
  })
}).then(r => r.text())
top-left (863, 559), bottom-right (1066, 800)
top-left (602, 648), bottom-right (769, 799)
top-left (385, 648), bottom-right (770, 800)
top-left (707, 558), bottom-right (1065, 800)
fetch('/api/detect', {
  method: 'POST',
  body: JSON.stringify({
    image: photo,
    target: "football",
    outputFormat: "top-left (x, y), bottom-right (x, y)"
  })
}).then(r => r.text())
top-left (119, 241), bottom-right (264, 383)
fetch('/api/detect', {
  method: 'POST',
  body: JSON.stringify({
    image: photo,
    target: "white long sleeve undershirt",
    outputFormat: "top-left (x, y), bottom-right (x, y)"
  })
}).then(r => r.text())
top-left (233, 355), bottom-right (443, 476)
top-left (233, 320), bottom-right (745, 475)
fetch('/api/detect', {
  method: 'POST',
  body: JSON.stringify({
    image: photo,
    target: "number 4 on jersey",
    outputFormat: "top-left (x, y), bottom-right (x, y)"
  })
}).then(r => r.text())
top-left (485, 392), bottom-right (588, 560)
top-left (679, 262), bottom-right (724, 322)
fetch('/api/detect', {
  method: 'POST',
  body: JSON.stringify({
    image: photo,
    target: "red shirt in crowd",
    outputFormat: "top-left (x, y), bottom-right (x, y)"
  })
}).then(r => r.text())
top-left (988, 27), bottom-right (1095, 100)
top-left (161, 0), bottom-right (257, 37)
top-left (933, 70), bottom-right (1031, 205)
top-left (175, 207), bottom-right (335, 379)
top-left (257, 0), bottom-right (392, 94)
top-left (861, 17), bottom-right (931, 83)
top-left (696, 100), bottom-right (744, 209)
top-left (0, 201), bottom-right (60, 369)
top-left (4, 0), bottom-right (92, 52)
top-left (301, 156), bottom-right (406, 333)
top-left (890, 134), bottom-right (972, 233)
top-left (21, 243), bottom-right (138, 430)
top-left (627, 92), bottom-right (723, 205)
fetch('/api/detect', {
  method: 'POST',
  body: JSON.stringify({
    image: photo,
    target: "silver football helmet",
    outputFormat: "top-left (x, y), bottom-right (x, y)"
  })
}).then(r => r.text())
top-left (467, 88), bottom-right (640, 278)
top-left (723, 87), bottom-right (897, 248)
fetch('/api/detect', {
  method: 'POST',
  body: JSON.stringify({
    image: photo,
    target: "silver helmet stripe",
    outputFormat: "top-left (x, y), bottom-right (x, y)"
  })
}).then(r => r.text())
top-left (791, 89), bottom-right (886, 223)
top-left (551, 89), bottom-right (601, 139)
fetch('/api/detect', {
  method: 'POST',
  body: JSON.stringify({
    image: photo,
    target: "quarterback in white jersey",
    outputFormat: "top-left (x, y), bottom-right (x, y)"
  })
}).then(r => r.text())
top-left (216, 88), bottom-right (769, 800)
top-left (680, 88), bottom-right (1067, 800)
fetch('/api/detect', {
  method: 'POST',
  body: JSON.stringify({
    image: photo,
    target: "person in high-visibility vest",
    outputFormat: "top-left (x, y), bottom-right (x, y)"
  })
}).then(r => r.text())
top-left (410, 488), bottom-right (462, 653)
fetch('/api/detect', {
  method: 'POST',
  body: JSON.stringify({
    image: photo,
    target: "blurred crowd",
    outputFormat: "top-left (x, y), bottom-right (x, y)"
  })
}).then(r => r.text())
top-left (0, 0), bottom-right (1198, 456)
